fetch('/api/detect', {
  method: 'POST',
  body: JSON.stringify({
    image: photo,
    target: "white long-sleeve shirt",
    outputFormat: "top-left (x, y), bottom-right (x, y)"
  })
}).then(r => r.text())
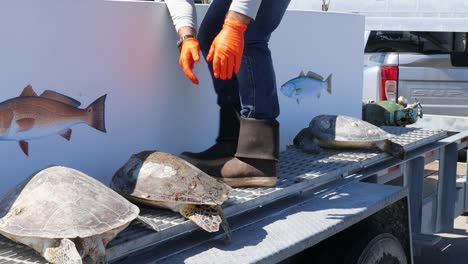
top-left (165, 0), bottom-right (262, 32)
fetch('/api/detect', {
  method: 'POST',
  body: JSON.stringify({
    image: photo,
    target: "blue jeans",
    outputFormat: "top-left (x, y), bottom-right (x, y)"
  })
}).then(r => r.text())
top-left (198, 0), bottom-right (290, 119)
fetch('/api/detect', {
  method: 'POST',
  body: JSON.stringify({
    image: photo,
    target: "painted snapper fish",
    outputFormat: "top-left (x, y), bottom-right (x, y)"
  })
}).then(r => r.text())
top-left (0, 85), bottom-right (106, 156)
top-left (281, 71), bottom-right (332, 104)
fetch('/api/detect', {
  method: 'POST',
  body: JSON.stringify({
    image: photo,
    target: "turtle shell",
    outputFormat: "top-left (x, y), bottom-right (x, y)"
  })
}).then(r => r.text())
top-left (309, 115), bottom-right (393, 143)
top-left (0, 166), bottom-right (139, 239)
top-left (110, 151), bottom-right (232, 206)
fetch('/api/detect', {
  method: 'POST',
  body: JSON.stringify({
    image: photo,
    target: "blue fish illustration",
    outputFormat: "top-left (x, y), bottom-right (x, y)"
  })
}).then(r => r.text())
top-left (280, 71), bottom-right (332, 104)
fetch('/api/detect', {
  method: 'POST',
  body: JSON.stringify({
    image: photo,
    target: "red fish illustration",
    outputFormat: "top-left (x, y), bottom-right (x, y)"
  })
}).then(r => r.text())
top-left (0, 85), bottom-right (106, 156)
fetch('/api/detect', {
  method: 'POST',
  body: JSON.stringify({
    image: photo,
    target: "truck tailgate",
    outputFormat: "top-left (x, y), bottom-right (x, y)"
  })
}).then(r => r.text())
top-left (398, 54), bottom-right (468, 117)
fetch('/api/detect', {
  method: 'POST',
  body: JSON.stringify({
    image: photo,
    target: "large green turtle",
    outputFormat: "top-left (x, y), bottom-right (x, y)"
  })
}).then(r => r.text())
top-left (294, 115), bottom-right (405, 159)
top-left (110, 151), bottom-right (232, 238)
top-left (0, 166), bottom-right (139, 264)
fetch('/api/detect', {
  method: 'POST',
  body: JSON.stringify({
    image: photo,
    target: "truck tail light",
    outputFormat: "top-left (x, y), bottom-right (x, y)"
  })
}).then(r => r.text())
top-left (425, 150), bottom-right (434, 158)
top-left (376, 164), bottom-right (401, 177)
top-left (380, 66), bottom-right (399, 101)
top-left (458, 137), bottom-right (468, 144)
top-left (388, 165), bottom-right (400, 172)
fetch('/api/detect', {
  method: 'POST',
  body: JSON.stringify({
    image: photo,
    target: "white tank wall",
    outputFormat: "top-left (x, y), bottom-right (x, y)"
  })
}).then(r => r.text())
top-left (0, 0), bottom-right (364, 195)
top-left (289, 0), bottom-right (468, 12)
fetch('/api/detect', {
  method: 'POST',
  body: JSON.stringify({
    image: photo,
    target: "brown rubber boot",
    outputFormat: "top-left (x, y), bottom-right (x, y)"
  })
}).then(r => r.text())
top-left (200, 118), bottom-right (279, 188)
top-left (180, 106), bottom-right (240, 167)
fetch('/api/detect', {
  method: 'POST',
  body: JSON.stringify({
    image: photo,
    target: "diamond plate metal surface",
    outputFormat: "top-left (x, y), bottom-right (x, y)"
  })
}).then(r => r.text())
top-left (155, 182), bottom-right (408, 264)
top-left (296, 127), bottom-right (446, 180)
top-left (0, 236), bottom-right (45, 263)
top-left (0, 127), bottom-right (446, 263)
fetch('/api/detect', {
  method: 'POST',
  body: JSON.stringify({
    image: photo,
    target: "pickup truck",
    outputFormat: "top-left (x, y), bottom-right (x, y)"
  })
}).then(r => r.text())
top-left (363, 31), bottom-right (468, 132)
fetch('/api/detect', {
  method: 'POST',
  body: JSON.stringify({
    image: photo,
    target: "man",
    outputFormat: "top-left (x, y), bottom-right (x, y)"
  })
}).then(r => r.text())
top-left (165, 0), bottom-right (290, 187)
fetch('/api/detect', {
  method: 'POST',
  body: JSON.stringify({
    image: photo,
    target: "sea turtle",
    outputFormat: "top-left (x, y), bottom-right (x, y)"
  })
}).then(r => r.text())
top-left (110, 151), bottom-right (232, 238)
top-left (293, 115), bottom-right (405, 159)
top-left (0, 166), bottom-right (140, 264)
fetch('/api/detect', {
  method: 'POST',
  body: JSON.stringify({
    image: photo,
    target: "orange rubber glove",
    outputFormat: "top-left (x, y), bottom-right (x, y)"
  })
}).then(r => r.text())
top-left (179, 38), bottom-right (200, 85)
top-left (206, 19), bottom-right (248, 80)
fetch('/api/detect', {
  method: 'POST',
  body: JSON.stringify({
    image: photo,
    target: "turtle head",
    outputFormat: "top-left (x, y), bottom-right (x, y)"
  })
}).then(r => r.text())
top-left (220, 190), bottom-right (230, 202)
top-left (204, 177), bottom-right (232, 204)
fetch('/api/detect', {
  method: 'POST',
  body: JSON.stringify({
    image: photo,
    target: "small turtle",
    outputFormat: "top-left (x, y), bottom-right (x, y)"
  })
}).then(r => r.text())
top-left (0, 166), bottom-right (139, 264)
top-left (110, 151), bottom-right (232, 238)
top-left (294, 115), bottom-right (405, 159)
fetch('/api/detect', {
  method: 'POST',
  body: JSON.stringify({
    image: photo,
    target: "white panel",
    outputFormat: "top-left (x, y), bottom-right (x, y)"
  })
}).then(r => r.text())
top-left (271, 11), bottom-right (364, 149)
top-left (0, 0), bottom-right (363, 195)
top-left (290, 0), bottom-right (468, 13)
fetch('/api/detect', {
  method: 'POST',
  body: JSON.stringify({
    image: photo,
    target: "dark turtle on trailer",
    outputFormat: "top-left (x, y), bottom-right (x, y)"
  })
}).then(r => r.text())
top-left (294, 115), bottom-right (405, 159)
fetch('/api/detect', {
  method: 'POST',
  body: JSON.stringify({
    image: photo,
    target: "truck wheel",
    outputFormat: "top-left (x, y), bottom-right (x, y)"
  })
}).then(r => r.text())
top-left (346, 233), bottom-right (407, 264)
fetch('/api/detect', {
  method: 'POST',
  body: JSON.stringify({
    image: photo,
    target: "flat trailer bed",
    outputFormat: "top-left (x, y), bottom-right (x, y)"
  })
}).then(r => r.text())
top-left (1, 127), bottom-right (461, 263)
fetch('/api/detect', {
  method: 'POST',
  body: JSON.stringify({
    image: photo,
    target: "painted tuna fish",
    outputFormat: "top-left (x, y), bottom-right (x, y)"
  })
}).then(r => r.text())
top-left (0, 85), bottom-right (106, 156)
top-left (280, 71), bottom-right (332, 104)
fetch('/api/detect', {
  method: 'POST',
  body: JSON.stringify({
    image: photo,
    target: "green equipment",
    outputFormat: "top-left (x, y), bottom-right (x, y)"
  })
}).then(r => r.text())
top-left (362, 97), bottom-right (423, 127)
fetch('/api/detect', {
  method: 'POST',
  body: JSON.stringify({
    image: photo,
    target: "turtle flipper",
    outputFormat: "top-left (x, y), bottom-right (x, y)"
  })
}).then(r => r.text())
top-left (381, 140), bottom-right (405, 160)
top-left (83, 238), bottom-right (107, 264)
top-left (293, 128), bottom-right (321, 154)
top-left (215, 204), bottom-right (231, 241)
top-left (43, 238), bottom-right (82, 264)
top-left (180, 204), bottom-right (230, 238)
